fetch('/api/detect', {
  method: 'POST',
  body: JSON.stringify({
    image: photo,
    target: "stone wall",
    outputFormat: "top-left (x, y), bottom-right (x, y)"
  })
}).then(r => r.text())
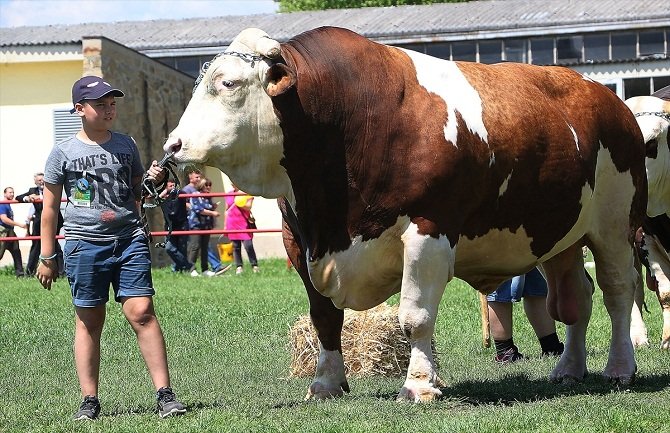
top-left (82, 36), bottom-right (195, 267)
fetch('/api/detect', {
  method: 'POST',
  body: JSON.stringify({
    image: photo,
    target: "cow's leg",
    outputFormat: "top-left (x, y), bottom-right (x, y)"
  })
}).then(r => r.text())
top-left (630, 263), bottom-right (650, 347)
top-left (646, 238), bottom-right (670, 350)
top-left (542, 244), bottom-right (593, 382)
top-left (396, 230), bottom-right (452, 402)
top-left (589, 236), bottom-right (638, 384)
top-left (279, 208), bottom-right (348, 400)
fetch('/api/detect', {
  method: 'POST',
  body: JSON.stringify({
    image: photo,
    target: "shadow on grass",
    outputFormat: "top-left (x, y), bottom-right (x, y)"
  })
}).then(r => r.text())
top-left (353, 372), bottom-right (670, 406)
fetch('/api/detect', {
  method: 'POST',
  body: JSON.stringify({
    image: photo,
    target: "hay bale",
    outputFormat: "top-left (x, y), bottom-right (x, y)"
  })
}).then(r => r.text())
top-left (289, 303), bottom-right (439, 378)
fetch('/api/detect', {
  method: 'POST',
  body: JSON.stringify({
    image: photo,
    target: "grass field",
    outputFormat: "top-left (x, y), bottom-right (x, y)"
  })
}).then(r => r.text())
top-left (0, 259), bottom-right (668, 433)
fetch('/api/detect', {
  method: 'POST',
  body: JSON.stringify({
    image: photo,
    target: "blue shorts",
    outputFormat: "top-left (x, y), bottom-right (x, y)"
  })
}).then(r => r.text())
top-left (64, 236), bottom-right (154, 307)
top-left (486, 267), bottom-right (547, 302)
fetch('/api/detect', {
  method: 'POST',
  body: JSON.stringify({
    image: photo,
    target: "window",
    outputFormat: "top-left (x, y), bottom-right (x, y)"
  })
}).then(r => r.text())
top-left (426, 42), bottom-right (450, 59)
top-left (479, 40), bottom-right (502, 64)
top-left (639, 31), bottom-right (665, 56)
top-left (584, 34), bottom-right (610, 62)
top-left (398, 43), bottom-right (426, 54)
top-left (653, 76), bottom-right (670, 93)
top-left (557, 36), bottom-right (583, 64)
top-left (176, 56), bottom-right (202, 78)
top-left (612, 33), bottom-right (636, 60)
top-left (504, 39), bottom-right (526, 63)
top-left (530, 38), bottom-right (554, 65)
top-left (53, 109), bottom-right (82, 144)
top-left (451, 42), bottom-right (476, 61)
top-left (624, 77), bottom-right (651, 99)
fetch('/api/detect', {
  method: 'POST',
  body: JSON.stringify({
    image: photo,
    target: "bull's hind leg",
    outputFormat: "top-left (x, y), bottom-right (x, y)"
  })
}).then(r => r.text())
top-left (589, 234), bottom-right (638, 385)
top-left (396, 229), bottom-right (452, 402)
top-left (542, 244), bottom-right (594, 383)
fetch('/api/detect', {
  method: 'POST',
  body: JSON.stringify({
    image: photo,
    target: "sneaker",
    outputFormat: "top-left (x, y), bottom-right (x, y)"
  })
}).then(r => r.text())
top-left (190, 269), bottom-right (199, 277)
top-left (494, 347), bottom-right (524, 364)
top-left (215, 264), bottom-right (232, 276)
top-left (202, 270), bottom-right (216, 277)
top-left (73, 395), bottom-right (100, 420)
top-left (252, 266), bottom-right (259, 274)
top-left (156, 387), bottom-right (186, 418)
top-left (235, 267), bottom-right (243, 275)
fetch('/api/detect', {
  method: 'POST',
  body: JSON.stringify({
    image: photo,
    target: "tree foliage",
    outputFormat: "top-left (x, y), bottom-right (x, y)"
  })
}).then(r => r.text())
top-left (277, 0), bottom-right (468, 13)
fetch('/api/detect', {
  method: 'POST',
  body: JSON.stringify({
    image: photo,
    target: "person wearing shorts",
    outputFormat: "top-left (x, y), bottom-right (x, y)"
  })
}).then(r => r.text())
top-left (36, 75), bottom-right (186, 420)
top-left (486, 267), bottom-right (564, 363)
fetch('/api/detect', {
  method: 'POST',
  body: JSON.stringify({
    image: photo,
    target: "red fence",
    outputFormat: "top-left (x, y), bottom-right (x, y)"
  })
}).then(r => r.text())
top-left (0, 192), bottom-right (281, 242)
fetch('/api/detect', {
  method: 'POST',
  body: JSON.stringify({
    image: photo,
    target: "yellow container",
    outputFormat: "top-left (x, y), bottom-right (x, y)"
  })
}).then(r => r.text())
top-left (218, 242), bottom-right (233, 262)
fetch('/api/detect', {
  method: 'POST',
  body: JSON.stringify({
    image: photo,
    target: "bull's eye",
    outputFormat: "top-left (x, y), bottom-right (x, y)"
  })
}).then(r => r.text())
top-left (222, 80), bottom-right (235, 88)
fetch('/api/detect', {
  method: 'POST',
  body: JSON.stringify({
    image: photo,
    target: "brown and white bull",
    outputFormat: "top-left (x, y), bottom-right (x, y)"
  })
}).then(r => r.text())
top-left (625, 94), bottom-right (670, 350)
top-left (164, 27), bottom-right (647, 401)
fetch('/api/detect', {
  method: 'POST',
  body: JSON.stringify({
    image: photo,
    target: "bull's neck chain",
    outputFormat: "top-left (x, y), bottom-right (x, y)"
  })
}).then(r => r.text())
top-left (193, 51), bottom-right (264, 94)
top-left (634, 111), bottom-right (670, 122)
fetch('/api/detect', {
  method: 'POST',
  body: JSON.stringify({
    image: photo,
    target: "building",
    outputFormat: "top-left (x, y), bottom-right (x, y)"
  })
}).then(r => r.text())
top-left (1, 0), bottom-right (668, 264)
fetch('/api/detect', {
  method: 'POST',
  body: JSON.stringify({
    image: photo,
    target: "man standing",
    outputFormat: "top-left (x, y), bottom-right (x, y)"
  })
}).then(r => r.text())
top-left (16, 172), bottom-right (64, 276)
top-left (0, 187), bottom-right (27, 277)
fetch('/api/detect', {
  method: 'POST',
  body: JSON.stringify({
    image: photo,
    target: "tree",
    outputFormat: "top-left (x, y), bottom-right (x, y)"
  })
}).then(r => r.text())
top-left (277, 0), bottom-right (468, 13)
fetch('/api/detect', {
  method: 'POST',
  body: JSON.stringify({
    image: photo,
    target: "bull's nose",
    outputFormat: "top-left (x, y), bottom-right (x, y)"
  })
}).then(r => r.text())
top-left (164, 138), bottom-right (182, 154)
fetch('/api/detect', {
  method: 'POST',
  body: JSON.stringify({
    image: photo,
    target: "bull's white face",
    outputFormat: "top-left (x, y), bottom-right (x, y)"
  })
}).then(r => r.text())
top-left (625, 96), bottom-right (670, 217)
top-left (164, 52), bottom-right (291, 199)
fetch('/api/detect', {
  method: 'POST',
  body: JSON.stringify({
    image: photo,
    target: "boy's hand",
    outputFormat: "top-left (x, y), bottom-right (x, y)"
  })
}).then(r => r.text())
top-left (146, 160), bottom-right (166, 184)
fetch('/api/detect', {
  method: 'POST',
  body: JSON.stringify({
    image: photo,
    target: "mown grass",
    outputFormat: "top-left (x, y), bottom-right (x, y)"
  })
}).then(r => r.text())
top-left (0, 259), bottom-right (668, 433)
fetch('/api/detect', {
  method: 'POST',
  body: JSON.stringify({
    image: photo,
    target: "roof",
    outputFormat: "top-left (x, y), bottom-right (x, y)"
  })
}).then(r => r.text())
top-left (1, 0), bottom-right (669, 53)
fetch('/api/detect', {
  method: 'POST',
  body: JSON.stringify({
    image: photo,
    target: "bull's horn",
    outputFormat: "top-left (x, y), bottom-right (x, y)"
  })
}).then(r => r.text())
top-left (227, 28), bottom-right (280, 58)
top-left (257, 36), bottom-right (281, 59)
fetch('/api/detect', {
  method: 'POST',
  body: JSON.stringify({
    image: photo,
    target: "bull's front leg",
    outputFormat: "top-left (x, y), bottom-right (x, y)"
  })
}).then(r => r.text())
top-left (303, 283), bottom-right (348, 400)
top-left (280, 210), bottom-right (348, 400)
top-left (648, 259), bottom-right (670, 350)
top-left (396, 232), bottom-right (452, 402)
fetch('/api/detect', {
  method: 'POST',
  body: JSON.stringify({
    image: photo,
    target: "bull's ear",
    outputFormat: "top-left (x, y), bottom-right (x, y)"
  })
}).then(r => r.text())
top-left (264, 63), bottom-right (296, 97)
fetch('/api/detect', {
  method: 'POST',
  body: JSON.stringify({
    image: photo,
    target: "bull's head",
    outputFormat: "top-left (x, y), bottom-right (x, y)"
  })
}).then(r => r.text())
top-left (163, 28), bottom-right (296, 199)
top-left (625, 96), bottom-right (670, 217)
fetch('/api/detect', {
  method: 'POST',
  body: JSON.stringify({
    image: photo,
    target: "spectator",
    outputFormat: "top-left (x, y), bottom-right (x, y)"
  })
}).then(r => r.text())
top-left (225, 185), bottom-right (259, 275)
top-left (35, 75), bottom-right (185, 420)
top-left (0, 186), bottom-right (27, 277)
top-left (159, 179), bottom-right (194, 273)
top-left (187, 178), bottom-right (219, 276)
top-left (183, 169), bottom-right (224, 272)
top-left (486, 267), bottom-right (564, 363)
top-left (16, 172), bottom-right (65, 276)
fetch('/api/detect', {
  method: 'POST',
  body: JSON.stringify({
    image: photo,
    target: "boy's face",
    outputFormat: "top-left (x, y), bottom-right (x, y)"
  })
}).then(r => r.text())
top-left (4, 188), bottom-right (14, 200)
top-left (75, 95), bottom-right (117, 127)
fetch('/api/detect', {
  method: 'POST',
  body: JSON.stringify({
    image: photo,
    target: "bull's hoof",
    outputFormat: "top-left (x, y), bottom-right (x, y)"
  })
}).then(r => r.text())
top-left (549, 373), bottom-right (585, 385)
top-left (304, 380), bottom-right (349, 401)
top-left (604, 364), bottom-right (637, 387)
top-left (630, 334), bottom-right (649, 348)
top-left (396, 383), bottom-right (442, 403)
top-left (661, 338), bottom-right (670, 350)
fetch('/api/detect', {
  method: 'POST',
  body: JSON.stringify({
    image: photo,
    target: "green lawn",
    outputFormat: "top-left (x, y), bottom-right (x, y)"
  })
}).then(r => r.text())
top-left (0, 259), bottom-right (668, 433)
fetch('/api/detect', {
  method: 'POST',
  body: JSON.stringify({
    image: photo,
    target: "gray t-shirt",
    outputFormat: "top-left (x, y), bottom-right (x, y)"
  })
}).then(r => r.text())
top-left (43, 132), bottom-right (145, 241)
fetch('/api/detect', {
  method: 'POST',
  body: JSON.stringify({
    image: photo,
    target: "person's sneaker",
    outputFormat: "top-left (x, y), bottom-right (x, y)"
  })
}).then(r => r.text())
top-left (190, 269), bottom-right (199, 277)
top-left (202, 270), bottom-right (216, 277)
top-left (252, 266), bottom-right (259, 273)
top-left (494, 347), bottom-right (524, 364)
top-left (156, 387), bottom-right (186, 418)
top-left (73, 395), bottom-right (100, 420)
top-left (215, 264), bottom-right (232, 276)
top-left (236, 267), bottom-right (243, 275)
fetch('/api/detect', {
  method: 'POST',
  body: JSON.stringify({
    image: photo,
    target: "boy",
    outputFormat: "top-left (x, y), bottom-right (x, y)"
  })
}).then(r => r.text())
top-left (36, 75), bottom-right (186, 420)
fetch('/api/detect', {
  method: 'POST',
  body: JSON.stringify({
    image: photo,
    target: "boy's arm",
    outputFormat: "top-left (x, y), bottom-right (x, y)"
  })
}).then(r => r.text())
top-left (36, 182), bottom-right (63, 290)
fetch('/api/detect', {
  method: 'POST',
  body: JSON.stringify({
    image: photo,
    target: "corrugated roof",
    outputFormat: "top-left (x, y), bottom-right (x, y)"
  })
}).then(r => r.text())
top-left (1, 0), bottom-right (668, 51)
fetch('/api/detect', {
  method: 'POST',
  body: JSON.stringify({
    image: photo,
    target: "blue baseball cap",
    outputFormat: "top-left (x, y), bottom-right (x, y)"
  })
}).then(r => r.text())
top-left (70, 75), bottom-right (124, 113)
